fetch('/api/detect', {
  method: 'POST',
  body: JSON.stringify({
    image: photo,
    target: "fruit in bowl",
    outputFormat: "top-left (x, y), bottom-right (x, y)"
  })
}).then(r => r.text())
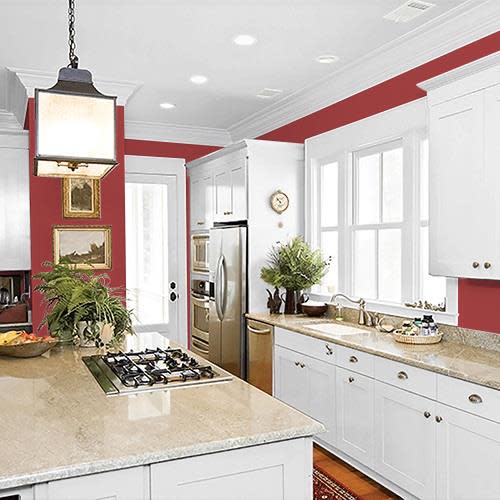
top-left (0, 331), bottom-right (57, 358)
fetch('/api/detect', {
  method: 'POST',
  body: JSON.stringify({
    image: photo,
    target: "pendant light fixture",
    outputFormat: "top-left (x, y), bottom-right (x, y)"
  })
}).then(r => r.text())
top-left (34, 0), bottom-right (117, 179)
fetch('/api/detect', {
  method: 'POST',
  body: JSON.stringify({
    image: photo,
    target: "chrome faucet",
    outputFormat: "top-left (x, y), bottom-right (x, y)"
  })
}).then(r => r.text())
top-left (329, 293), bottom-right (376, 327)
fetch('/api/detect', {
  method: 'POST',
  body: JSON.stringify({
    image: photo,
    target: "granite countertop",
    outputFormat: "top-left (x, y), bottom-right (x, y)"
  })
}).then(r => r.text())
top-left (247, 312), bottom-right (500, 391)
top-left (0, 334), bottom-right (323, 491)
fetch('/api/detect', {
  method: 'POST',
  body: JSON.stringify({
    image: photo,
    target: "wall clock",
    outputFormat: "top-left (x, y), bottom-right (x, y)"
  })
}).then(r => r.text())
top-left (270, 190), bottom-right (289, 214)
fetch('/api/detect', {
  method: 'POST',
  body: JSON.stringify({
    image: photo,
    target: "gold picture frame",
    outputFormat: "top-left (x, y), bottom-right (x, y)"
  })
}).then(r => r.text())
top-left (53, 226), bottom-right (112, 270)
top-left (62, 178), bottom-right (101, 218)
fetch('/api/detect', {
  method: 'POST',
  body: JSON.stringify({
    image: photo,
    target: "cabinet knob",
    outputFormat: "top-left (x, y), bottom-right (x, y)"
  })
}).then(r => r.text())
top-left (435, 416), bottom-right (443, 423)
top-left (472, 261), bottom-right (480, 269)
top-left (197, 221), bottom-right (204, 225)
top-left (484, 262), bottom-right (492, 269)
top-left (294, 361), bottom-right (300, 367)
top-left (468, 394), bottom-right (483, 404)
top-left (397, 371), bottom-right (408, 380)
top-left (300, 362), bottom-right (305, 368)
top-left (424, 411), bottom-right (431, 419)
top-left (349, 355), bottom-right (358, 363)
top-left (325, 344), bottom-right (333, 355)
top-left (348, 376), bottom-right (354, 383)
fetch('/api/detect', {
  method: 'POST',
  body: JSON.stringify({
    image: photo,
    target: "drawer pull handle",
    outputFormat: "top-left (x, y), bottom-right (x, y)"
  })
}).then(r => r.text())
top-left (349, 355), bottom-right (358, 363)
top-left (397, 371), bottom-right (408, 380)
top-left (435, 416), bottom-right (443, 423)
top-left (424, 411), bottom-right (431, 418)
top-left (325, 344), bottom-right (333, 355)
top-left (348, 376), bottom-right (354, 383)
top-left (197, 221), bottom-right (205, 225)
top-left (468, 394), bottom-right (483, 404)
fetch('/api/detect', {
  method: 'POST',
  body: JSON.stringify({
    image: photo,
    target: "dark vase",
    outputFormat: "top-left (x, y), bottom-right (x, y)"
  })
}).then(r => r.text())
top-left (283, 289), bottom-right (297, 315)
top-left (296, 292), bottom-right (310, 314)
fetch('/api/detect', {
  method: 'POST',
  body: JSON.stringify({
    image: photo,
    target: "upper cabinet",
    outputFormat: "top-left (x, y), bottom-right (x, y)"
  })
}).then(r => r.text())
top-left (419, 53), bottom-right (500, 279)
top-left (190, 168), bottom-right (213, 232)
top-left (0, 134), bottom-right (30, 271)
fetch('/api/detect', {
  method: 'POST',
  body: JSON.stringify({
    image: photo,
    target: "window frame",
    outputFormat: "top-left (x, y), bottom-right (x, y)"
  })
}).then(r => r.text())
top-left (305, 100), bottom-right (458, 325)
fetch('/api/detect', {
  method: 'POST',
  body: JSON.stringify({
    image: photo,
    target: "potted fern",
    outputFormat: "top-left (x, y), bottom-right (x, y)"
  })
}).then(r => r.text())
top-left (34, 262), bottom-right (133, 348)
top-left (260, 237), bottom-right (330, 314)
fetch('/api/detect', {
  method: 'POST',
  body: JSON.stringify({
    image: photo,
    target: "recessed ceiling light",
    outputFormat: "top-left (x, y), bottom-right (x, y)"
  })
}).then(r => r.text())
top-left (160, 102), bottom-right (176, 109)
top-left (190, 75), bottom-right (208, 85)
top-left (233, 34), bottom-right (257, 46)
top-left (257, 88), bottom-right (283, 99)
top-left (315, 55), bottom-right (339, 64)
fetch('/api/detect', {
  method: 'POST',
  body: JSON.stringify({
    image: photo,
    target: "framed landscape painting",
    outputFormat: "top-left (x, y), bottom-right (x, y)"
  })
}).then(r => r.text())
top-left (62, 178), bottom-right (100, 218)
top-left (53, 226), bottom-right (112, 270)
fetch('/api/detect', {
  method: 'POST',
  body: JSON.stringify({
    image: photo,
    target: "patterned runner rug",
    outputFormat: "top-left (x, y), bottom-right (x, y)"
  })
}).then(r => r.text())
top-left (313, 465), bottom-right (361, 500)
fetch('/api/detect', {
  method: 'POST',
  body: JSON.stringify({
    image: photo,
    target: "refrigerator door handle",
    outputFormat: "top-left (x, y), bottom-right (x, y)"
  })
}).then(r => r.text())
top-left (220, 255), bottom-right (227, 318)
top-left (215, 255), bottom-right (223, 321)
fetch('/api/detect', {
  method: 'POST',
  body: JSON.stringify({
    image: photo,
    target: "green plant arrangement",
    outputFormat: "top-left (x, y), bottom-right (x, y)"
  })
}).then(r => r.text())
top-left (260, 237), bottom-right (330, 314)
top-left (34, 261), bottom-right (134, 348)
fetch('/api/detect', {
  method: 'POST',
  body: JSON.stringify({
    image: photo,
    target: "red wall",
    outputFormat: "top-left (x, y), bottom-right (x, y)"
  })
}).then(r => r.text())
top-left (258, 32), bottom-right (500, 333)
top-left (27, 99), bottom-right (127, 335)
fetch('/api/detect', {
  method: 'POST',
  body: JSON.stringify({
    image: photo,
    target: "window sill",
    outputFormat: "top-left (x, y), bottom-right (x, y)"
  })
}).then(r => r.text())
top-left (309, 293), bottom-right (458, 326)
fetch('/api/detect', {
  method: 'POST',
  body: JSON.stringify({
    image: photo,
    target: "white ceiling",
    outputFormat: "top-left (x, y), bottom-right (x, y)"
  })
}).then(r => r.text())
top-left (0, 0), bottom-right (497, 138)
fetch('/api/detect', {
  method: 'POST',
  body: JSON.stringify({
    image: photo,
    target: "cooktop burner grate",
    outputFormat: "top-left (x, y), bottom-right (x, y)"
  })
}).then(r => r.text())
top-left (83, 346), bottom-right (231, 395)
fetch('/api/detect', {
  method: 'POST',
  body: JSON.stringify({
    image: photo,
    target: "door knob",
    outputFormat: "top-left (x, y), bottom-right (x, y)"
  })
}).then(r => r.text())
top-left (424, 411), bottom-right (431, 418)
top-left (435, 416), bottom-right (443, 423)
top-left (348, 376), bottom-right (354, 383)
top-left (170, 292), bottom-right (178, 302)
top-left (170, 281), bottom-right (177, 289)
top-left (472, 262), bottom-right (480, 269)
top-left (484, 262), bottom-right (492, 269)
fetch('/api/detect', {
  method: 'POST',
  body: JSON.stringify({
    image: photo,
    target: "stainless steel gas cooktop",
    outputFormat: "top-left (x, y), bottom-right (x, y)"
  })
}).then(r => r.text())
top-left (83, 346), bottom-right (232, 395)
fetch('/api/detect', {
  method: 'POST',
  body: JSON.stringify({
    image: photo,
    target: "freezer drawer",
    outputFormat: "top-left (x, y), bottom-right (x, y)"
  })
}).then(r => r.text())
top-left (247, 319), bottom-right (273, 395)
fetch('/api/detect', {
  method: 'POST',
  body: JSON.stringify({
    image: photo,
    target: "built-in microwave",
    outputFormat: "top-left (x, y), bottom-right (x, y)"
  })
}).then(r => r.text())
top-left (191, 234), bottom-right (209, 274)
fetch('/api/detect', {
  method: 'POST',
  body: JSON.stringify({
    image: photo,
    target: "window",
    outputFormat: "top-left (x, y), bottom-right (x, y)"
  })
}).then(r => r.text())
top-left (307, 101), bottom-right (457, 323)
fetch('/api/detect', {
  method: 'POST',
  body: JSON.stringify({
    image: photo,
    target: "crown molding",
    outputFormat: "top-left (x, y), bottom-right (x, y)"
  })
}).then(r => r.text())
top-left (418, 51), bottom-right (500, 92)
top-left (125, 120), bottom-right (232, 146)
top-left (6, 67), bottom-right (142, 105)
top-left (228, 0), bottom-right (499, 141)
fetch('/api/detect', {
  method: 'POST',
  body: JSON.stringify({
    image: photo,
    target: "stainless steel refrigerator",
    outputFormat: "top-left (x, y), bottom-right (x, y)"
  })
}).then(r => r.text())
top-left (209, 224), bottom-right (247, 378)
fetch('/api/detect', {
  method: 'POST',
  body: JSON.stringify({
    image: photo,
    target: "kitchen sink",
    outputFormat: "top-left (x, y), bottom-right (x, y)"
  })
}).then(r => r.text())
top-left (304, 322), bottom-right (367, 336)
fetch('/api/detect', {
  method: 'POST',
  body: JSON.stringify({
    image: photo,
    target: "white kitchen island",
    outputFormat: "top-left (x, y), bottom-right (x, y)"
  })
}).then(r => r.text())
top-left (0, 334), bottom-right (323, 500)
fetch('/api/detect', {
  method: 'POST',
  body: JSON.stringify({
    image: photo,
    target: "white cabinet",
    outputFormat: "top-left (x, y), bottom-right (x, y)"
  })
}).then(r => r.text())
top-left (436, 402), bottom-right (500, 500)
top-left (274, 344), bottom-right (336, 447)
top-left (190, 170), bottom-right (212, 232)
top-left (35, 467), bottom-right (149, 500)
top-left (0, 486), bottom-right (33, 500)
top-left (150, 438), bottom-right (312, 500)
top-left (0, 135), bottom-right (30, 271)
top-left (374, 381), bottom-right (436, 500)
top-left (336, 367), bottom-right (374, 467)
top-left (420, 55), bottom-right (500, 279)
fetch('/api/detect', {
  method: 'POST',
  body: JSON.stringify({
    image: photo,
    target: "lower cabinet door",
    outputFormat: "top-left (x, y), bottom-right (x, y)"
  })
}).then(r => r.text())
top-left (436, 402), bottom-right (500, 500)
top-left (35, 467), bottom-right (148, 500)
top-left (274, 345), bottom-right (308, 413)
top-left (150, 439), bottom-right (312, 500)
top-left (304, 354), bottom-right (336, 447)
top-left (374, 381), bottom-right (436, 500)
top-left (336, 367), bottom-right (374, 467)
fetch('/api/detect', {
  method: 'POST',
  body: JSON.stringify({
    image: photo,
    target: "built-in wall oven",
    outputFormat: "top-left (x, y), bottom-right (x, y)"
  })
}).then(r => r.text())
top-left (190, 279), bottom-right (210, 359)
top-left (191, 234), bottom-right (209, 274)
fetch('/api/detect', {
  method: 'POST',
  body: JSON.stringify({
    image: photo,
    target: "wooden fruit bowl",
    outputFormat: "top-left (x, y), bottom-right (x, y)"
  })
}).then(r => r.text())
top-left (0, 338), bottom-right (58, 358)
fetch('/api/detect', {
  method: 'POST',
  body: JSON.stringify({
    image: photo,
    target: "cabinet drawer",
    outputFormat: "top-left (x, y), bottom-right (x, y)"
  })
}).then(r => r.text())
top-left (274, 327), bottom-right (335, 364)
top-left (336, 345), bottom-right (374, 377)
top-left (374, 356), bottom-right (437, 399)
top-left (437, 375), bottom-right (500, 423)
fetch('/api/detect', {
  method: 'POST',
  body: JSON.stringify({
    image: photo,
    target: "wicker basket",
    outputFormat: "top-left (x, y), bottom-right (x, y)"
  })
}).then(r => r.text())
top-left (392, 331), bottom-right (443, 345)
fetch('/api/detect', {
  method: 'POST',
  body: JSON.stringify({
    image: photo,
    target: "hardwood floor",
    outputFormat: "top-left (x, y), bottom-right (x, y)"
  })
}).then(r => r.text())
top-left (313, 444), bottom-right (401, 500)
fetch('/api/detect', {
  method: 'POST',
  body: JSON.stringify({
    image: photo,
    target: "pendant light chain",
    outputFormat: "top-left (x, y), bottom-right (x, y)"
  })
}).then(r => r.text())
top-left (68, 0), bottom-right (79, 68)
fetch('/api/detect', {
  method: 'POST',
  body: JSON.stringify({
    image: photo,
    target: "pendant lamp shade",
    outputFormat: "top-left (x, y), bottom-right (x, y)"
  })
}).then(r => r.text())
top-left (34, 67), bottom-right (117, 179)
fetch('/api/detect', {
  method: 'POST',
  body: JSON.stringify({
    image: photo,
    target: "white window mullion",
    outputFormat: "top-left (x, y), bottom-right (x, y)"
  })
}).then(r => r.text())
top-left (343, 150), bottom-right (354, 296)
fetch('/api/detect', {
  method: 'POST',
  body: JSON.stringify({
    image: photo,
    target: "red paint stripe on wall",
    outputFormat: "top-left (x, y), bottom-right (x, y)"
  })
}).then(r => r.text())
top-left (258, 32), bottom-right (500, 333)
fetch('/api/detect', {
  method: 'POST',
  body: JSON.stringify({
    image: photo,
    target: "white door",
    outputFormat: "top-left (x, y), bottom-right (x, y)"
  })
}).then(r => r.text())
top-left (304, 355), bottom-right (336, 448)
top-left (436, 402), bottom-right (500, 500)
top-left (274, 345), bottom-right (308, 413)
top-left (429, 92), bottom-right (485, 278)
top-left (374, 381), bottom-right (436, 500)
top-left (125, 156), bottom-right (187, 346)
top-left (336, 367), bottom-right (374, 467)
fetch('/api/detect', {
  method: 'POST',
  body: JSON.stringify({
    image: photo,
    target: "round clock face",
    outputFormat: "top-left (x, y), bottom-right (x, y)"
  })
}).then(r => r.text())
top-left (270, 190), bottom-right (289, 214)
